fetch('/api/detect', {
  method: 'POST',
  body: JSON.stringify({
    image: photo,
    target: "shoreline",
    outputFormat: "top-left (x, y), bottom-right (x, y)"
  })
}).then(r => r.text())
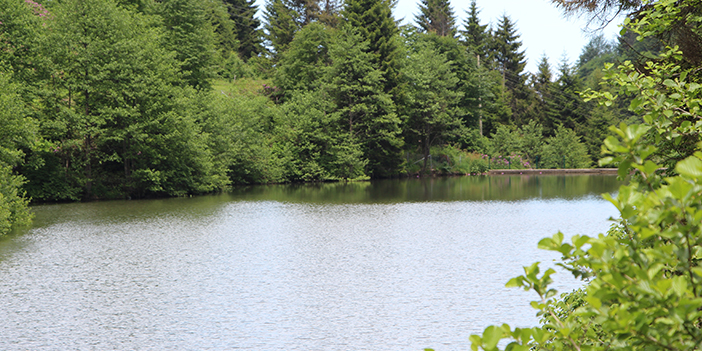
top-left (487, 168), bottom-right (618, 175)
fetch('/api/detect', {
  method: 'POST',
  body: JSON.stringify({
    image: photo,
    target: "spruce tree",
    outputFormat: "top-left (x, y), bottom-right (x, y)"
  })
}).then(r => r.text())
top-left (460, 0), bottom-right (488, 57)
top-left (263, 0), bottom-right (298, 58)
top-left (403, 41), bottom-right (464, 173)
top-left (490, 14), bottom-right (526, 93)
top-left (325, 26), bottom-right (403, 177)
top-left (414, 0), bottom-right (457, 37)
top-left (543, 57), bottom-right (587, 136)
top-left (342, 0), bottom-right (402, 96)
top-left (223, 0), bottom-right (263, 60)
top-left (531, 55), bottom-right (553, 128)
top-left (159, 0), bottom-right (216, 90)
top-left (488, 14), bottom-right (531, 125)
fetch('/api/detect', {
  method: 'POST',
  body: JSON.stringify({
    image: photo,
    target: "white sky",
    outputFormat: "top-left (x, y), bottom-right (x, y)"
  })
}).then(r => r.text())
top-left (393, 0), bottom-right (623, 73)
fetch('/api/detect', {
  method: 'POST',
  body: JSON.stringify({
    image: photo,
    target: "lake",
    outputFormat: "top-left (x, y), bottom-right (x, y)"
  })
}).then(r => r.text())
top-left (0, 175), bottom-right (622, 350)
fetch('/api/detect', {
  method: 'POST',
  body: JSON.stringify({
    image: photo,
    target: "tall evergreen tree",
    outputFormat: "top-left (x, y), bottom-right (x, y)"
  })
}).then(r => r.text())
top-left (263, 0), bottom-right (298, 58)
top-left (223, 0), bottom-right (263, 60)
top-left (531, 54), bottom-right (553, 127)
top-left (414, 0), bottom-right (457, 37)
top-left (490, 14), bottom-right (526, 93)
top-left (342, 0), bottom-right (402, 96)
top-left (159, 0), bottom-right (216, 90)
top-left (543, 57), bottom-right (587, 136)
top-left (488, 14), bottom-right (531, 124)
top-left (325, 26), bottom-right (403, 177)
top-left (204, 0), bottom-right (239, 58)
top-left (460, 0), bottom-right (488, 57)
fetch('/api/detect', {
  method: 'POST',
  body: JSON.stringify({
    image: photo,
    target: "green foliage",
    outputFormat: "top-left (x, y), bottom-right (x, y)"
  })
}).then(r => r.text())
top-left (325, 25), bottom-right (403, 177)
top-left (460, 0), bottom-right (488, 58)
top-left (264, 0), bottom-right (299, 58)
top-left (223, 0), bottom-right (263, 60)
top-left (24, 0), bottom-right (224, 200)
top-left (0, 72), bottom-right (35, 235)
top-left (196, 91), bottom-right (283, 185)
top-left (414, 0), bottom-right (457, 37)
top-left (406, 145), bottom-right (489, 175)
top-left (541, 126), bottom-right (591, 169)
top-left (0, 165), bottom-right (32, 236)
top-left (158, 0), bottom-right (217, 90)
top-left (402, 40), bottom-right (464, 174)
top-left (274, 22), bottom-right (332, 97)
top-left (342, 0), bottom-right (402, 96)
top-left (274, 90), bottom-right (366, 181)
top-left (490, 125), bottom-right (522, 157)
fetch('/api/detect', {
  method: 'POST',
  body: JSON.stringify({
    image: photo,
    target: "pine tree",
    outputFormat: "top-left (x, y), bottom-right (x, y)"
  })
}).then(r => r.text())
top-left (488, 14), bottom-right (531, 125)
top-left (223, 0), bottom-right (263, 60)
top-left (531, 55), bottom-right (553, 128)
top-left (325, 26), bottom-right (403, 177)
top-left (490, 14), bottom-right (526, 93)
top-left (543, 57), bottom-right (587, 136)
top-left (159, 0), bottom-right (216, 90)
top-left (414, 0), bottom-right (457, 37)
top-left (460, 0), bottom-right (488, 57)
top-left (263, 0), bottom-right (298, 58)
top-left (342, 0), bottom-right (402, 96)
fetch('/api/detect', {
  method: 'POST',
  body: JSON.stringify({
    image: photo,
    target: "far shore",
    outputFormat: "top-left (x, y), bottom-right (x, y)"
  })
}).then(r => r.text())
top-left (487, 168), bottom-right (618, 175)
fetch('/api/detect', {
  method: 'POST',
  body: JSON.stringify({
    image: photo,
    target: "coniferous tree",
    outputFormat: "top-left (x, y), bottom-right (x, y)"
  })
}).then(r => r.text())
top-left (342, 0), bottom-right (402, 96)
top-left (287, 0), bottom-right (320, 25)
top-left (490, 14), bottom-right (526, 93)
top-left (263, 0), bottom-right (298, 58)
top-left (531, 55), bottom-right (553, 128)
top-left (488, 14), bottom-right (530, 125)
top-left (223, 0), bottom-right (263, 60)
top-left (543, 57), bottom-right (587, 136)
top-left (204, 0), bottom-right (239, 58)
top-left (325, 26), bottom-right (402, 177)
top-left (414, 0), bottom-right (457, 37)
top-left (460, 0), bottom-right (488, 57)
top-left (159, 0), bottom-right (216, 90)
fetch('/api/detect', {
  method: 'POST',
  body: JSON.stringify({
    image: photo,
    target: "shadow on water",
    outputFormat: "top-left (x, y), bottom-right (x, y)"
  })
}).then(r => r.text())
top-left (17, 174), bottom-right (622, 232)
top-left (228, 174), bottom-right (623, 204)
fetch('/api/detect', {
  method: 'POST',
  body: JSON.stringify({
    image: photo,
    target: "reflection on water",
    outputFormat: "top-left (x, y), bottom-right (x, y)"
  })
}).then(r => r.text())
top-left (0, 175), bottom-right (622, 350)
top-left (230, 174), bottom-right (622, 203)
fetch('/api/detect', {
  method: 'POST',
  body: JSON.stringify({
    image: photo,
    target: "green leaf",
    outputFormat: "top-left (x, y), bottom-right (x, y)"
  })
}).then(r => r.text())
top-left (675, 155), bottom-right (702, 180)
top-left (482, 325), bottom-right (503, 349)
top-left (672, 276), bottom-right (688, 297)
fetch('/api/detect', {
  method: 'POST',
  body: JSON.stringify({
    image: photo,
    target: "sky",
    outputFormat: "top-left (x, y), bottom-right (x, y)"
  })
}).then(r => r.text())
top-left (393, 0), bottom-right (623, 73)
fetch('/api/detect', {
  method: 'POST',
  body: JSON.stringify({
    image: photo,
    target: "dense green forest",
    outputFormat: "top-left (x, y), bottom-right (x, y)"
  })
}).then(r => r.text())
top-left (0, 0), bottom-right (693, 234)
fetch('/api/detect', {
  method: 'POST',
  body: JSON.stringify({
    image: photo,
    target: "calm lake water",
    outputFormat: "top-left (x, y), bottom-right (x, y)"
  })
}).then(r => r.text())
top-left (0, 175), bottom-right (622, 350)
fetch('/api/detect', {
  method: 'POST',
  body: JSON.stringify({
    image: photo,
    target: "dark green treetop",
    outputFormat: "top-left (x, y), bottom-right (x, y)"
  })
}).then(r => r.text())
top-left (342, 0), bottom-right (402, 96)
top-left (460, 0), bottom-right (488, 57)
top-left (223, 0), bottom-right (263, 60)
top-left (414, 0), bottom-right (457, 37)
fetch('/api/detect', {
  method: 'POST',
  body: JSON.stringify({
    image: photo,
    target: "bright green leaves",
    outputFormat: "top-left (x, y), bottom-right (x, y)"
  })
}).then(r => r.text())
top-left (675, 152), bottom-right (702, 180)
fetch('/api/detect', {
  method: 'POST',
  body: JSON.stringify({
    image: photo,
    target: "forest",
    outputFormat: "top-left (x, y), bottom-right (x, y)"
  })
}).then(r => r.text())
top-left (0, 0), bottom-right (696, 235)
